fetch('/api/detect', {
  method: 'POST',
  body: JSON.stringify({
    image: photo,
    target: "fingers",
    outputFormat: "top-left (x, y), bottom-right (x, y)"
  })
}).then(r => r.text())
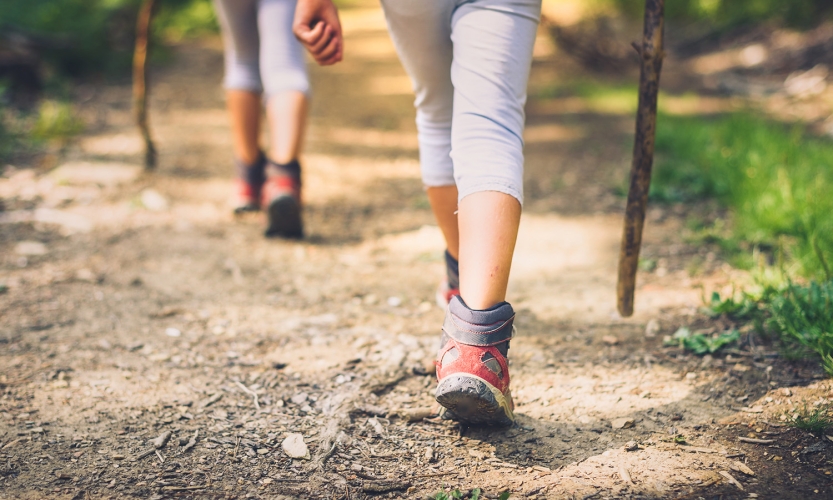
top-left (315, 33), bottom-right (342, 65)
top-left (298, 22), bottom-right (341, 65)
top-left (294, 20), bottom-right (324, 47)
top-left (308, 23), bottom-right (334, 54)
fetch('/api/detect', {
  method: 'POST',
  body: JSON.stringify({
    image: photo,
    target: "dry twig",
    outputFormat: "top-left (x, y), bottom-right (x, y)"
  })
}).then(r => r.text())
top-left (234, 381), bottom-right (260, 410)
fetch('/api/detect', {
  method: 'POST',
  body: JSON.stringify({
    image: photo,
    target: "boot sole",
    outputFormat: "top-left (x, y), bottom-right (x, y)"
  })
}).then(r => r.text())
top-left (435, 373), bottom-right (514, 426)
top-left (264, 195), bottom-right (303, 239)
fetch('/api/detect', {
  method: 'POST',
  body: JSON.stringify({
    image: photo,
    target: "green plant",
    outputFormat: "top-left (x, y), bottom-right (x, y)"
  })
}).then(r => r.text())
top-left (706, 290), bottom-right (766, 320)
top-left (786, 402), bottom-right (833, 435)
top-left (665, 327), bottom-right (740, 355)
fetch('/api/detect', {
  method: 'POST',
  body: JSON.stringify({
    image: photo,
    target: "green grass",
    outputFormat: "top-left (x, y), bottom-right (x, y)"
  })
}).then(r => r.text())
top-left (785, 402), bottom-right (833, 435)
top-left (652, 113), bottom-right (833, 281)
top-left (656, 112), bottom-right (833, 375)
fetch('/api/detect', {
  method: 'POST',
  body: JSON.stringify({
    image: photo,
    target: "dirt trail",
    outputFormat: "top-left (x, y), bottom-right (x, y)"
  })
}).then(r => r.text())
top-left (2, 6), bottom-right (832, 500)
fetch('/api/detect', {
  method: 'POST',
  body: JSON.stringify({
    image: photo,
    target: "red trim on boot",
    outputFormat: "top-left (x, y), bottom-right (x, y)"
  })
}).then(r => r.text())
top-left (436, 338), bottom-right (511, 405)
top-left (234, 178), bottom-right (260, 210)
top-left (261, 174), bottom-right (301, 206)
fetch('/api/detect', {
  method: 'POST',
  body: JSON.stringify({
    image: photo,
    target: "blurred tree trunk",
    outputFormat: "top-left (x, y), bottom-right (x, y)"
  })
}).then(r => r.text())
top-left (133, 0), bottom-right (157, 170)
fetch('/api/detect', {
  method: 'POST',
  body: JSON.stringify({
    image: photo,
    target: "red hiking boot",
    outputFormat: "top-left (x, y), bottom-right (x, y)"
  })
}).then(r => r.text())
top-left (262, 159), bottom-right (303, 239)
top-left (435, 296), bottom-right (515, 426)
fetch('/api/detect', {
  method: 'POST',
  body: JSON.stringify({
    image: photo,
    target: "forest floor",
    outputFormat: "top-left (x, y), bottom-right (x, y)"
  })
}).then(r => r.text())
top-left (2, 5), bottom-right (833, 500)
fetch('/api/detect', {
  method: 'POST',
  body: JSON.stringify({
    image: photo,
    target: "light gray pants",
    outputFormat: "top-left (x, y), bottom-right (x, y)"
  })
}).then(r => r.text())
top-left (213, 0), bottom-right (309, 96)
top-left (381, 0), bottom-right (541, 204)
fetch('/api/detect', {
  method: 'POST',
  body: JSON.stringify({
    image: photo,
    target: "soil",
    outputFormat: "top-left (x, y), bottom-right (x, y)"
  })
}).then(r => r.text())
top-left (2, 5), bottom-right (833, 500)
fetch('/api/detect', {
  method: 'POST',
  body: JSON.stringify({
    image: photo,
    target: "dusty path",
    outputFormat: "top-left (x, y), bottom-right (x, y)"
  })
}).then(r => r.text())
top-left (2, 6), bottom-right (832, 499)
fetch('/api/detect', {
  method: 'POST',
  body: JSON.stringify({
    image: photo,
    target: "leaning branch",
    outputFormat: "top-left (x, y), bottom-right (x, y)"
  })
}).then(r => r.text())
top-left (616, 0), bottom-right (665, 317)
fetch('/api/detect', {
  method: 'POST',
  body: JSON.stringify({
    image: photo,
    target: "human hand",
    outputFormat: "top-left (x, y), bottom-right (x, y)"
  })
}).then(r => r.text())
top-left (293, 0), bottom-right (343, 66)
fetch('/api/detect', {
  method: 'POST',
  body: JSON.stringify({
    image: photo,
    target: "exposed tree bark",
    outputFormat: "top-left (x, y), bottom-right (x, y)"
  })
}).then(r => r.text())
top-left (133, 0), bottom-right (158, 170)
top-left (616, 0), bottom-right (665, 317)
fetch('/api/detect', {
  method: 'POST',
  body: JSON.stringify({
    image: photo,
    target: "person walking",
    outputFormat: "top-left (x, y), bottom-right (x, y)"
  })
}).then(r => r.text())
top-left (294, 0), bottom-right (540, 426)
top-left (214, 0), bottom-right (311, 238)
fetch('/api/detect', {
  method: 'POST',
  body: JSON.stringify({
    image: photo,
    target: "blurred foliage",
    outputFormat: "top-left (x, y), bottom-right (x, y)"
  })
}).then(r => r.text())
top-left (0, 0), bottom-right (217, 77)
top-left (664, 326), bottom-right (740, 354)
top-left (30, 100), bottom-right (83, 144)
top-left (154, 0), bottom-right (218, 43)
top-left (652, 113), bottom-right (833, 282)
top-left (607, 0), bottom-right (833, 28)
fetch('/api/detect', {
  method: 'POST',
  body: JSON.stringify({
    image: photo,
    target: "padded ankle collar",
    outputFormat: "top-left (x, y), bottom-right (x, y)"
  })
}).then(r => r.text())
top-left (267, 159), bottom-right (301, 183)
top-left (444, 295), bottom-right (514, 346)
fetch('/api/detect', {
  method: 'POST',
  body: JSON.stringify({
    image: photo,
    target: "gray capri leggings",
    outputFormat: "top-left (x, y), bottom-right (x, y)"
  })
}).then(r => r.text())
top-left (213, 0), bottom-right (309, 96)
top-left (381, 0), bottom-right (541, 204)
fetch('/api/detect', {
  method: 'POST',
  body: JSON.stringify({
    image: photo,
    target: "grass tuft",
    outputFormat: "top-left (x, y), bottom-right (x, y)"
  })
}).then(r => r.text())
top-left (708, 280), bottom-right (833, 375)
top-left (785, 402), bottom-right (833, 435)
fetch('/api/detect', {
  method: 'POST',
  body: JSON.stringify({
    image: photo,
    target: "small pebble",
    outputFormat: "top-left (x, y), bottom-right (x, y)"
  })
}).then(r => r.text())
top-left (281, 433), bottom-right (310, 460)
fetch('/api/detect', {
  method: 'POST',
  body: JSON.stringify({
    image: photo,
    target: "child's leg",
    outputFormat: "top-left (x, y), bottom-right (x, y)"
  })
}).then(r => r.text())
top-left (380, 2), bottom-right (461, 300)
top-left (213, 0), bottom-right (266, 211)
top-left (225, 91), bottom-right (262, 166)
top-left (257, 0), bottom-right (311, 237)
top-left (257, 0), bottom-right (310, 165)
top-left (450, 0), bottom-right (540, 308)
top-left (458, 192), bottom-right (521, 309)
top-left (427, 186), bottom-right (459, 259)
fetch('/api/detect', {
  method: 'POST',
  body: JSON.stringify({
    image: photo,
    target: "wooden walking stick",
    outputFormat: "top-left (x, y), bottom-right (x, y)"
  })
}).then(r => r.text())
top-left (133, 0), bottom-right (158, 170)
top-left (616, 0), bottom-right (665, 317)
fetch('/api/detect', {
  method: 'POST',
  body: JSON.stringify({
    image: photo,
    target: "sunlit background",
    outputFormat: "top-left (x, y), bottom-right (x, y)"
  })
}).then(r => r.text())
top-left (2, 1), bottom-right (833, 499)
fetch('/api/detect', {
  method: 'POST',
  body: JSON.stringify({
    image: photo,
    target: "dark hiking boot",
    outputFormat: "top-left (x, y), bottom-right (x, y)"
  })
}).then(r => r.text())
top-left (435, 250), bottom-right (461, 308)
top-left (262, 159), bottom-right (303, 239)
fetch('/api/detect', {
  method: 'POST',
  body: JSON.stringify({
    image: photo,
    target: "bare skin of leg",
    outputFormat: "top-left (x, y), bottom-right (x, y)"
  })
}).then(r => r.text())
top-left (427, 186), bottom-right (460, 260)
top-left (226, 90), bottom-right (262, 165)
top-left (266, 90), bottom-right (308, 164)
top-left (427, 187), bottom-right (521, 309)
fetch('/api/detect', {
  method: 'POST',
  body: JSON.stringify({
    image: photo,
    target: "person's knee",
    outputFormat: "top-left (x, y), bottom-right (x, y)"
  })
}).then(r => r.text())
top-left (262, 70), bottom-right (310, 97)
top-left (224, 61), bottom-right (262, 93)
top-left (451, 121), bottom-right (524, 206)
